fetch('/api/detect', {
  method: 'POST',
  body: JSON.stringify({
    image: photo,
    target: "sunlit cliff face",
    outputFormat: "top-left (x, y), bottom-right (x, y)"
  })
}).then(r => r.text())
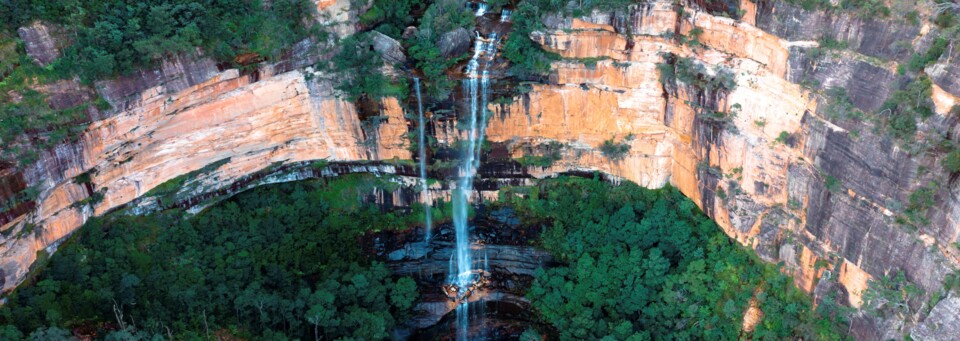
top-left (2, 0), bottom-right (960, 338)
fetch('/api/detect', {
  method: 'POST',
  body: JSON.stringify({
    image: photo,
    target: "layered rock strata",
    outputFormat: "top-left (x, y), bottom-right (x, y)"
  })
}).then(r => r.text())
top-left (1, 0), bottom-right (959, 338)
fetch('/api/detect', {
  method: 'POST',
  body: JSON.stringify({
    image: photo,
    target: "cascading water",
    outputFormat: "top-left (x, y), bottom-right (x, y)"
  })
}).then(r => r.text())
top-left (475, 2), bottom-right (488, 16)
top-left (414, 78), bottom-right (433, 241)
top-left (449, 23), bottom-right (502, 340)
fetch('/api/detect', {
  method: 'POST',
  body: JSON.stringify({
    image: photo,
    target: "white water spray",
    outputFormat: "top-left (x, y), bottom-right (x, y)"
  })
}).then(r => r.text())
top-left (500, 9), bottom-right (512, 22)
top-left (450, 29), bottom-right (499, 341)
top-left (475, 2), bottom-right (488, 16)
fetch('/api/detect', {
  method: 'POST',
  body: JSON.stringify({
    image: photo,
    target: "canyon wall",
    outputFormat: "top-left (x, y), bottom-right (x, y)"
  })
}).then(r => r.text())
top-left (1, 0), bottom-right (959, 339)
top-left (0, 0), bottom-right (411, 291)
top-left (481, 1), bottom-right (960, 339)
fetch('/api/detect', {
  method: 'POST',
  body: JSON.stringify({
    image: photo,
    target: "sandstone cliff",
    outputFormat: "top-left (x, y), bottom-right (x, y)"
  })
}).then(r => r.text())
top-left (480, 2), bottom-right (960, 338)
top-left (1, 0), bottom-right (959, 339)
top-left (0, 0), bottom-right (410, 291)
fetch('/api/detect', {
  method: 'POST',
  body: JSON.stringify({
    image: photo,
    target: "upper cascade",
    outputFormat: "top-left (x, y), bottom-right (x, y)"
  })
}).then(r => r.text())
top-left (475, 2), bottom-right (488, 16)
top-left (464, 32), bottom-right (501, 77)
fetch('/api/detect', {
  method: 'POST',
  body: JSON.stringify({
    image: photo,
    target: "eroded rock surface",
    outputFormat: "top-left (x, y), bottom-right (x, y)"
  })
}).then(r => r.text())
top-left (16, 21), bottom-right (64, 66)
top-left (0, 1), bottom-right (958, 339)
top-left (439, 28), bottom-right (473, 58)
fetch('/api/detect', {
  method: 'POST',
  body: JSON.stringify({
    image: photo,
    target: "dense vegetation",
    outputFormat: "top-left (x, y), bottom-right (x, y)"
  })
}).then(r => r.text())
top-left (500, 177), bottom-right (848, 339)
top-left (405, 0), bottom-right (476, 98)
top-left (0, 175), bottom-right (422, 340)
top-left (330, 32), bottom-right (408, 102)
top-left (1, 0), bottom-right (317, 82)
top-left (0, 0), bottom-right (317, 165)
top-left (502, 0), bottom-right (561, 77)
top-left (336, 0), bottom-right (475, 99)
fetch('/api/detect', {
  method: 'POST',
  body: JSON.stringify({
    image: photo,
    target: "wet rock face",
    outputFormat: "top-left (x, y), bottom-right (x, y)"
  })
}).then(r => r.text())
top-left (16, 21), bottom-right (64, 66)
top-left (0, 166), bottom-right (33, 227)
top-left (485, 1), bottom-right (958, 337)
top-left (366, 209), bottom-right (551, 333)
top-left (0, 0), bottom-right (416, 292)
top-left (94, 54), bottom-right (221, 110)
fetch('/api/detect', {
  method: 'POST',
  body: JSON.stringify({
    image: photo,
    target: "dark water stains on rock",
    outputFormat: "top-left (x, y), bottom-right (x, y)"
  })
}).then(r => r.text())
top-left (0, 165), bottom-right (35, 227)
top-left (410, 299), bottom-right (554, 341)
top-left (364, 208), bottom-right (554, 336)
top-left (788, 47), bottom-right (896, 113)
top-left (755, 1), bottom-right (920, 61)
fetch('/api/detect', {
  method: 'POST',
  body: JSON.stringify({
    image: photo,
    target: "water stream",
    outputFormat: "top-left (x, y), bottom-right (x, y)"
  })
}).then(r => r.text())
top-left (438, 5), bottom-right (512, 340)
top-left (414, 78), bottom-right (433, 241)
top-left (449, 21), bottom-right (505, 341)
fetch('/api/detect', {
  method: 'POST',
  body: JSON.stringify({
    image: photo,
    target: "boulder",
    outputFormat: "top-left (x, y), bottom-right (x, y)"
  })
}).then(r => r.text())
top-left (17, 21), bottom-right (63, 67)
top-left (438, 28), bottom-right (472, 58)
top-left (402, 26), bottom-right (419, 39)
top-left (369, 31), bottom-right (406, 64)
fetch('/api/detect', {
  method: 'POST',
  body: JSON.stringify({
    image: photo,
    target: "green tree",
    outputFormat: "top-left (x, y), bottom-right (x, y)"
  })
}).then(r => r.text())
top-left (512, 177), bottom-right (847, 339)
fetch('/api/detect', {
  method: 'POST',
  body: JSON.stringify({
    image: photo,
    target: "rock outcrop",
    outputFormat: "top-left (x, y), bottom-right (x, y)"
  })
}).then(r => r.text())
top-left (481, 1), bottom-right (959, 338)
top-left (370, 31), bottom-right (407, 64)
top-left (439, 28), bottom-right (473, 58)
top-left (0, 0), bottom-right (409, 291)
top-left (16, 21), bottom-right (64, 67)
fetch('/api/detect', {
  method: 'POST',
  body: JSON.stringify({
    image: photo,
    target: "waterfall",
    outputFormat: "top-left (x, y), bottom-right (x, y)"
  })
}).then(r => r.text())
top-left (500, 9), bottom-right (511, 22)
top-left (414, 78), bottom-right (433, 241)
top-left (450, 28), bottom-right (499, 341)
top-left (475, 2), bottom-right (488, 16)
top-left (452, 33), bottom-right (497, 289)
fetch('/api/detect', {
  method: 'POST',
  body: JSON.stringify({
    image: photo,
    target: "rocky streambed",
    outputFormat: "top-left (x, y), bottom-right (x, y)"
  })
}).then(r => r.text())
top-left (364, 208), bottom-right (556, 340)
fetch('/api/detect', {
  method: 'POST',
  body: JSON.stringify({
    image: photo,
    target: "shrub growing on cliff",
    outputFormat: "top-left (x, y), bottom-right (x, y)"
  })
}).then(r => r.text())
top-left (657, 54), bottom-right (737, 95)
top-left (516, 141), bottom-right (565, 168)
top-left (942, 150), bottom-right (960, 173)
top-left (862, 271), bottom-right (923, 318)
top-left (405, 0), bottom-right (474, 98)
top-left (775, 131), bottom-right (794, 145)
top-left (903, 181), bottom-right (938, 227)
top-left (332, 32), bottom-right (407, 101)
top-left (502, 0), bottom-right (561, 78)
top-left (600, 138), bottom-right (631, 161)
top-left (879, 76), bottom-right (934, 141)
top-left (907, 37), bottom-right (948, 72)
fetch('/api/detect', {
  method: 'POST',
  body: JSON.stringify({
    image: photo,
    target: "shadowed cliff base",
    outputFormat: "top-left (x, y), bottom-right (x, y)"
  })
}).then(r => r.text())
top-left (0, 174), bottom-right (847, 340)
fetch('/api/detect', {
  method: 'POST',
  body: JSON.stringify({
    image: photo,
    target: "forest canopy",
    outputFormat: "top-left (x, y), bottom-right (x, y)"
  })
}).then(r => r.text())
top-left (0, 0), bottom-right (317, 82)
top-left (0, 171), bottom-right (851, 340)
top-left (0, 175), bottom-right (420, 340)
top-left (500, 177), bottom-right (849, 340)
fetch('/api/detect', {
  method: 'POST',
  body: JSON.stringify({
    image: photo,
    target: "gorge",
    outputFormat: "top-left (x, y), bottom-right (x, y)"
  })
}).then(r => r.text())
top-left (2, 0), bottom-right (960, 339)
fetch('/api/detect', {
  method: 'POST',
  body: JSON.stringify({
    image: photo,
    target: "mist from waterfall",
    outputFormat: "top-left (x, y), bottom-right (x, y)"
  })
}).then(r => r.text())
top-left (414, 78), bottom-right (433, 241)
